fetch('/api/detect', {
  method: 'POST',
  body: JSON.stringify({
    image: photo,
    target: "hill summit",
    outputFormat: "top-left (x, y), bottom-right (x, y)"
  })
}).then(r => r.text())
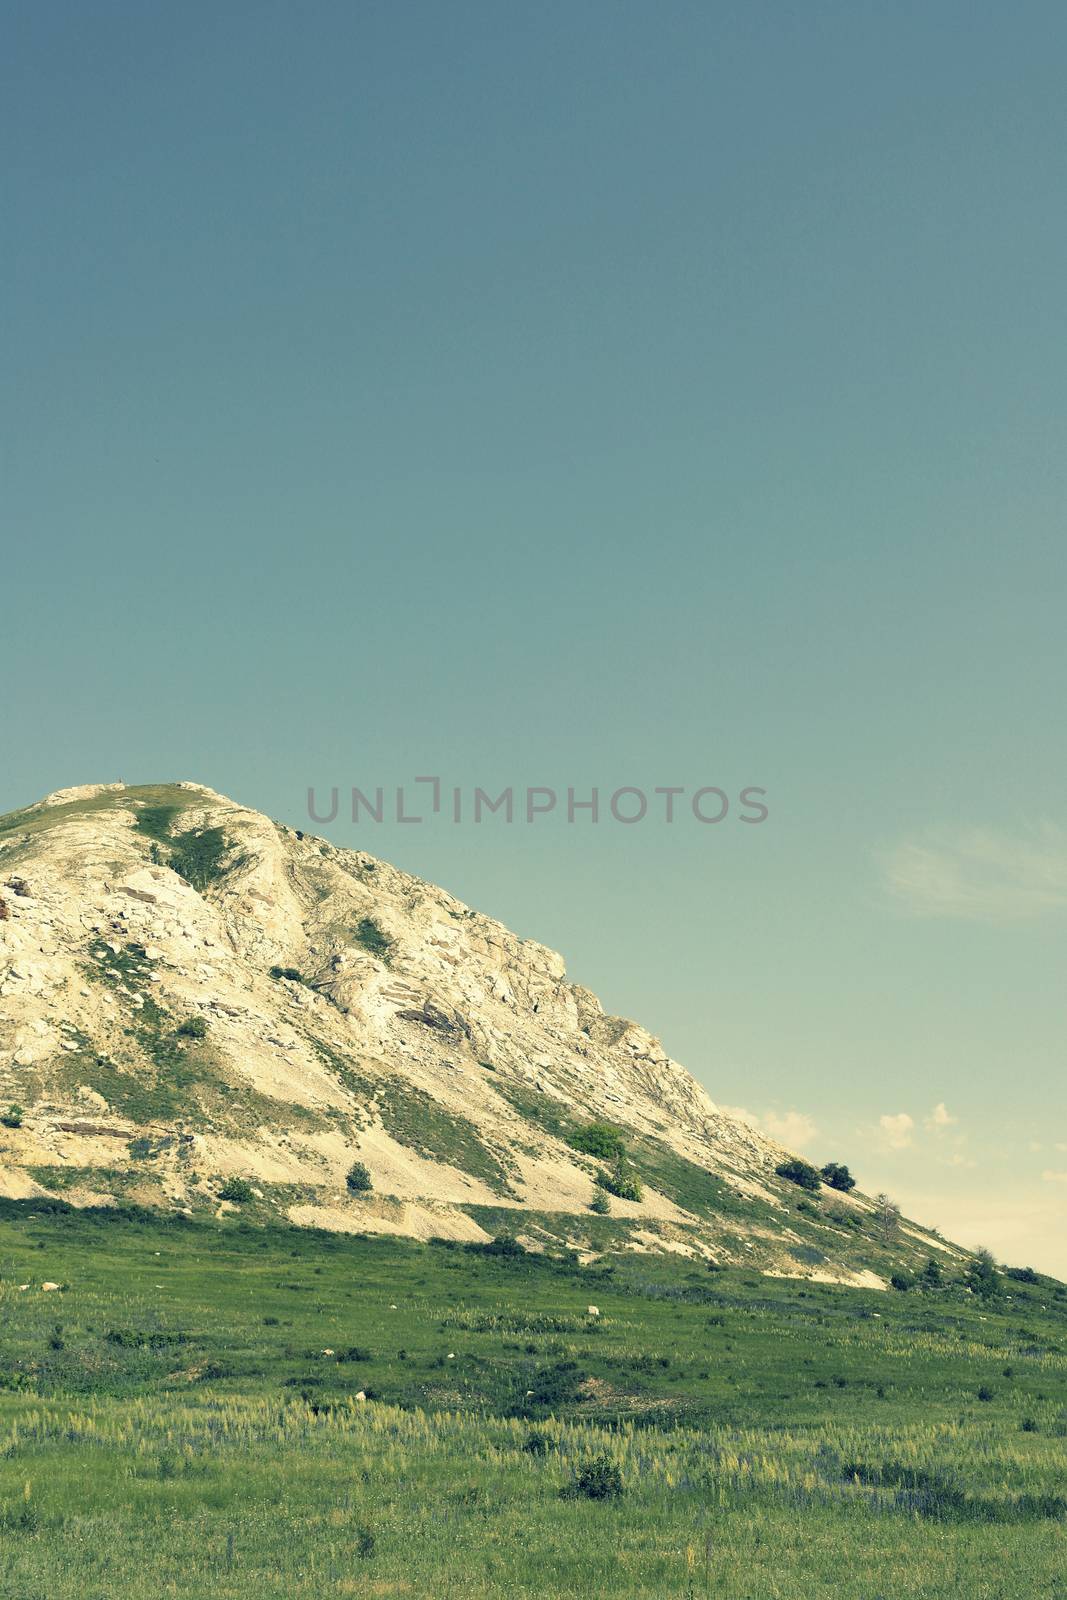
top-left (0, 781), bottom-right (962, 1283)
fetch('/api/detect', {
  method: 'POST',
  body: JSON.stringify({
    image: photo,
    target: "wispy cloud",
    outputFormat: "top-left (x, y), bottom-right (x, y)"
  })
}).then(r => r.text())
top-left (881, 823), bottom-right (1067, 921)
top-left (720, 1105), bottom-right (818, 1150)
top-left (763, 1109), bottom-right (819, 1149)
top-left (925, 1101), bottom-right (957, 1133)
top-left (879, 1112), bottom-right (915, 1149)
top-left (1041, 1169), bottom-right (1067, 1185)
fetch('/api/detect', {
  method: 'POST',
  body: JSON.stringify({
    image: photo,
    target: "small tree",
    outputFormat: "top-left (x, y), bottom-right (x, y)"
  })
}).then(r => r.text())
top-left (176, 1015), bottom-right (208, 1040)
top-left (346, 1161), bottom-right (373, 1193)
top-left (919, 1256), bottom-right (943, 1288)
top-left (820, 1162), bottom-right (856, 1192)
top-left (219, 1176), bottom-right (254, 1203)
top-left (589, 1191), bottom-right (611, 1215)
top-left (873, 1192), bottom-right (901, 1241)
top-left (1, 1103), bottom-right (24, 1129)
top-left (966, 1247), bottom-right (1001, 1301)
top-left (596, 1158), bottom-right (642, 1202)
top-left (775, 1158), bottom-right (821, 1192)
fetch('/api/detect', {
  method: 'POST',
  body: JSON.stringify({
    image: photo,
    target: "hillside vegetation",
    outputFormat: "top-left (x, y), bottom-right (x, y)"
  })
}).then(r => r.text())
top-left (0, 1202), bottom-right (1064, 1598)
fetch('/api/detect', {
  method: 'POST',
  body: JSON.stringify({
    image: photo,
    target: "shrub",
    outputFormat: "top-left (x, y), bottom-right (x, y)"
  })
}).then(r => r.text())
top-left (356, 1528), bottom-right (375, 1559)
top-left (176, 1016), bottom-right (208, 1040)
top-left (890, 1272), bottom-right (913, 1292)
top-left (596, 1160), bottom-right (642, 1203)
top-left (820, 1162), bottom-right (856, 1192)
top-left (589, 1192), bottom-right (611, 1215)
top-left (919, 1257), bottom-right (943, 1288)
top-left (775, 1158), bottom-right (821, 1192)
top-left (219, 1176), bottom-right (254, 1204)
top-left (563, 1454), bottom-right (624, 1500)
top-left (355, 919), bottom-right (392, 962)
top-left (345, 1161), bottom-right (373, 1194)
top-left (483, 1232), bottom-right (525, 1257)
top-left (568, 1123), bottom-right (627, 1162)
top-left (966, 1247), bottom-right (1001, 1301)
top-left (1, 1104), bottom-right (24, 1129)
top-left (1006, 1265), bottom-right (1039, 1284)
top-left (1021, 1417), bottom-right (1039, 1433)
top-left (977, 1385), bottom-right (994, 1402)
top-left (269, 965), bottom-right (303, 982)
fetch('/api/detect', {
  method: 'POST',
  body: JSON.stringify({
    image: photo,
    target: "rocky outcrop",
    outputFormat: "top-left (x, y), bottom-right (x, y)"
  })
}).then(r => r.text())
top-left (0, 781), bottom-right (957, 1281)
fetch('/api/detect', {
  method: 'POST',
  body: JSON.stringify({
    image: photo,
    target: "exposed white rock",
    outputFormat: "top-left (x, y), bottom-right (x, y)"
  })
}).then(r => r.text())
top-left (0, 780), bottom-right (954, 1282)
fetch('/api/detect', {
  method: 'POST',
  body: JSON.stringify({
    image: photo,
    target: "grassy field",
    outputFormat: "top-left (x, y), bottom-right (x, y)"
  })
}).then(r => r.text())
top-left (0, 1201), bottom-right (1064, 1598)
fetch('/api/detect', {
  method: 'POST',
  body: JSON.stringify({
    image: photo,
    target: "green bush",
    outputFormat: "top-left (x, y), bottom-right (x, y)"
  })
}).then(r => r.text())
top-left (820, 1162), bottom-right (856, 1192)
top-left (568, 1122), bottom-right (627, 1162)
top-left (355, 919), bottom-right (392, 962)
top-left (589, 1191), bottom-right (611, 1215)
top-left (919, 1257), bottom-right (943, 1288)
top-left (890, 1272), bottom-right (913, 1292)
top-left (269, 965), bottom-right (304, 982)
top-left (1, 1103), bottom-right (24, 1129)
top-left (563, 1454), bottom-right (624, 1500)
top-left (775, 1158), bottom-right (821, 1192)
top-left (176, 1016), bottom-right (208, 1040)
top-left (966, 1248), bottom-right (1001, 1301)
top-left (219, 1176), bottom-right (254, 1204)
top-left (345, 1161), bottom-right (373, 1193)
top-left (596, 1159), bottom-right (642, 1203)
top-left (482, 1232), bottom-right (525, 1257)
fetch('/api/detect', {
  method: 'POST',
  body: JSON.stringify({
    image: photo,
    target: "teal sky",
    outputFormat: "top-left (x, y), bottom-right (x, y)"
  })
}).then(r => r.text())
top-left (4, 2), bottom-right (1065, 1272)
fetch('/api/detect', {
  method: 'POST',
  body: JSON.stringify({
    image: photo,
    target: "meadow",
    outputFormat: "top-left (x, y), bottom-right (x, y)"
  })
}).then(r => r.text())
top-left (0, 1200), bottom-right (1064, 1598)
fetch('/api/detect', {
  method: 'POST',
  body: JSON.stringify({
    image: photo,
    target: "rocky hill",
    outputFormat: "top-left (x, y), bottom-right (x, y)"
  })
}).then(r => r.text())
top-left (0, 782), bottom-right (966, 1285)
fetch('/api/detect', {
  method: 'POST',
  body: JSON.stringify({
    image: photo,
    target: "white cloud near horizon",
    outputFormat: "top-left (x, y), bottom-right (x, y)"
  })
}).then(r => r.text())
top-left (881, 823), bottom-right (1067, 921)
top-left (718, 1105), bottom-right (819, 1150)
top-left (879, 1111), bottom-right (915, 1149)
top-left (925, 1101), bottom-right (957, 1133)
top-left (762, 1109), bottom-right (819, 1149)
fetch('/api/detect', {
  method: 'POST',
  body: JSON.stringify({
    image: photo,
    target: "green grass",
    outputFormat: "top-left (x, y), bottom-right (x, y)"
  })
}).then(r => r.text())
top-left (377, 1085), bottom-right (516, 1196)
top-left (0, 1202), bottom-right (1063, 1597)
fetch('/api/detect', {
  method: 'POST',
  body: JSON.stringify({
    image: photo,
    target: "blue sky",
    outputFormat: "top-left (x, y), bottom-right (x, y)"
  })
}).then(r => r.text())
top-left (4, 1), bottom-right (1065, 1272)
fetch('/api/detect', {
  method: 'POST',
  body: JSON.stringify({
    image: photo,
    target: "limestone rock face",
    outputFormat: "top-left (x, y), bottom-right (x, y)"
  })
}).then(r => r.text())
top-left (0, 782), bottom-right (956, 1280)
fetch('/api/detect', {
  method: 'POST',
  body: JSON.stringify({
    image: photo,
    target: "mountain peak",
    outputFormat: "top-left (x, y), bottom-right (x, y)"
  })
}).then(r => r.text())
top-left (0, 781), bottom-right (964, 1283)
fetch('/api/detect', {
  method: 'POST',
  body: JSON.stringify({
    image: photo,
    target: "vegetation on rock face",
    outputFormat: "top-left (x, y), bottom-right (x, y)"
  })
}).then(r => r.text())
top-left (218, 1176), bottom-right (255, 1203)
top-left (354, 918), bottom-right (393, 962)
top-left (568, 1122), bottom-right (627, 1162)
top-left (345, 1160), bottom-right (373, 1193)
top-left (1, 1103), bottom-right (24, 1128)
top-left (595, 1159), bottom-right (643, 1203)
top-left (133, 802), bottom-right (236, 891)
top-left (821, 1162), bottom-right (857, 1192)
top-left (175, 1015), bottom-right (208, 1040)
top-left (776, 1157), bottom-right (822, 1192)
